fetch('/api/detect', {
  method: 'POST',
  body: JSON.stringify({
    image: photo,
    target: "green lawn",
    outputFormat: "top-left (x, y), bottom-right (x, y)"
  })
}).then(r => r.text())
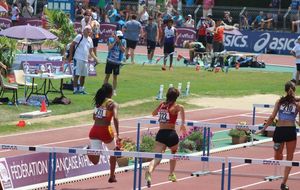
top-left (0, 63), bottom-right (291, 132)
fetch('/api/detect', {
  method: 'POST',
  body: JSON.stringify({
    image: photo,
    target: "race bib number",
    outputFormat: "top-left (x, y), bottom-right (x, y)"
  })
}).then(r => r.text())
top-left (158, 110), bottom-right (170, 123)
top-left (280, 104), bottom-right (296, 114)
top-left (94, 107), bottom-right (107, 119)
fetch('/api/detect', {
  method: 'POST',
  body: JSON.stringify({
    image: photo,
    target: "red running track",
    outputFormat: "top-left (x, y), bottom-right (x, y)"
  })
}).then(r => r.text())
top-left (1, 108), bottom-right (299, 190)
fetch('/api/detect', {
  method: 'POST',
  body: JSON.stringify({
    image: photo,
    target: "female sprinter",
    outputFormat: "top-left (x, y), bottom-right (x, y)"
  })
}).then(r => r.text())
top-left (88, 83), bottom-right (120, 183)
top-left (257, 81), bottom-right (300, 190)
top-left (145, 87), bottom-right (187, 187)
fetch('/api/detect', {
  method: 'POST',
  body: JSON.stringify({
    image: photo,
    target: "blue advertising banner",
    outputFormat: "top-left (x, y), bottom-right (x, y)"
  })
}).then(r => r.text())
top-left (224, 31), bottom-right (298, 55)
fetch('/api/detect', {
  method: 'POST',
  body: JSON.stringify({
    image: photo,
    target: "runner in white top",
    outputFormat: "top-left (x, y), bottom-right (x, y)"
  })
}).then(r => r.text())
top-left (161, 19), bottom-right (176, 71)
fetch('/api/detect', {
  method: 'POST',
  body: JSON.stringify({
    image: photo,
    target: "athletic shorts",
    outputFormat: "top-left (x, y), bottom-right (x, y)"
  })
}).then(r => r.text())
top-left (273, 126), bottom-right (297, 143)
top-left (89, 125), bottom-right (115, 144)
top-left (105, 60), bottom-right (120, 75)
top-left (197, 35), bottom-right (207, 47)
top-left (164, 43), bottom-right (175, 54)
top-left (90, 139), bottom-right (116, 150)
top-left (147, 40), bottom-right (156, 51)
top-left (297, 64), bottom-right (300, 71)
top-left (156, 129), bottom-right (179, 147)
top-left (73, 59), bottom-right (88, 77)
top-left (126, 39), bottom-right (138, 49)
top-left (206, 36), bottom-right (213, 44)
top-left (92, 38), bottom-right (99, 48)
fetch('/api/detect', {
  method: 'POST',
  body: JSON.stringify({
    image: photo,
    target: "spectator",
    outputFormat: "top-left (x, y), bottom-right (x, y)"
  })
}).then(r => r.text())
top-left (166, 0), bottom-right (174, 16)
top-left (196, 17), bottom-right (208, 48)
top-left (153, 4), bottom-right (162, 19)
top-left (123, 5), bottom-right (131, 21)
top-left (113, 0), bottom-right (121, 10)
top-left (184, 14), bottom-right (194, 28)
top-left (157, 13), bottom-right (164, 45)
top-left (269, 0), bottom-right (281, 29)
top-left (171, 0), bottom-right (178, 10)
top-left (115, 14), bottom-right (125, 31)
top-left (144, 16), bottom-right (158, 64)
top-left (91, 18), bottom-right (101, 55)
top-left (68, 26), bottom-right (100, 94)
top-left (205, 14), bottom-right (215, 52)
top-left (75, 3), bottom-right (85, 21)
top-left (22, 2), bottom-right (33, 18)
top-left (173, 11), bottom-right (184, 27)
top-left (240, 11), bottom-right (251, 30)
top-left (108, 4), bottom-right (118, 23)
top-left (104, 30), bottom-right (126, 96)
top-left (223, 11), bottom-right (233, 26)
top-left (251, 11), bottom-right (266, 30)
top-left (123, 14), bottom-right (142, 64)
top-left (81, 10), bottom-right (92, 32)
top-left (139, 6), bottom-right (149, 25)
top-left (203, 0), bottom-right (214, 17)
top-left (161, 19), bottom-right (176, 71)
top-left (289, 0), bottom-right (300, 32)
top-left (11, 3), bottom-right (20, 26)
top-left (91, 6), bottom-right (99, 21)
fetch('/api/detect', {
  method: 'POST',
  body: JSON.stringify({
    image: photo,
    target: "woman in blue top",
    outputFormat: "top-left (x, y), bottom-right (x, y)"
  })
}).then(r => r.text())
top-left (257, 81), bottom-right (300, 190)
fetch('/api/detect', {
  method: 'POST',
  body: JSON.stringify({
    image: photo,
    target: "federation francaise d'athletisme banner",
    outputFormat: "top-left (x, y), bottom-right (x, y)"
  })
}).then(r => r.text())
top-left (0, 145), bottom-right (110, 190)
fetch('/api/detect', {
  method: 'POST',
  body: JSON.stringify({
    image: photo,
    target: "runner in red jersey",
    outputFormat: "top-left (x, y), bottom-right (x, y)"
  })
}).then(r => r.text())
top-left (145, 87), bottom-right (187, 187)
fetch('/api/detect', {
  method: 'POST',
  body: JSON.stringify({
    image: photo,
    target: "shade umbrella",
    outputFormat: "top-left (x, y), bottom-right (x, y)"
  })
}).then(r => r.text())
top-left (0, 24), bottom-right (57, 40)
top-left (0, 6), bottom-right (7, 12)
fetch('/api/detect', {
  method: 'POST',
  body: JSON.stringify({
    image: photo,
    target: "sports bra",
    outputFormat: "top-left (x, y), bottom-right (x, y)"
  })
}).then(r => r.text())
top-left (278, 103), bottom-right (298, 122)
top-left (158, 102), bottom-right (178, 124)
top-left (94, 98), bottom-right (113, 122)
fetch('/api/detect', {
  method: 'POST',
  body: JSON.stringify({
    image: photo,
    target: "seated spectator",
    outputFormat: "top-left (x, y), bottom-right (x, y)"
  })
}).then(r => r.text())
top-left (289, 0), bottom-right (300, 31)
top-left (251, 11), bottom-right (272, 30)
top-left (173, 11), bottom-right (184, 27)
top-left (184, 14), bottom-right (194, 28)
top-left (223, 11), bottom-right (233, 26)
top-left (139, 6), bottom-right (149, 25)
top-left (22, 2), bottom-right (33, 18)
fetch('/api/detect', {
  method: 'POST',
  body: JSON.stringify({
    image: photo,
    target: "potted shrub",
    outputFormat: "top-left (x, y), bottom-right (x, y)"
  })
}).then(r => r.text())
top-left (228, 128), bottom-right (248, 144)
top-left (139, 129), bottom-right (156, 162)
top-left (179, 127), bottom-right (213, 153)
top-left (117, 138), bottom-right (136, 167)
top-left (0, 37), bottom-right (17, 79)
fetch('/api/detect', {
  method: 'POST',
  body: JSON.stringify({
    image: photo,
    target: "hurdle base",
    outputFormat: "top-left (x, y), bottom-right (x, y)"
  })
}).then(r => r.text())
top-left (191, 171), bottom-right (210, 177)
top-left (264, 175), bottom-right (282, 181)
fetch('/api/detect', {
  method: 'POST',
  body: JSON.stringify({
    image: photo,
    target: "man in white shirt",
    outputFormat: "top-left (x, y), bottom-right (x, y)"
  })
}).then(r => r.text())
top-left (291, 36), bottom-right (300, 85)
top-left (68, 26), bottom-right (100, 94)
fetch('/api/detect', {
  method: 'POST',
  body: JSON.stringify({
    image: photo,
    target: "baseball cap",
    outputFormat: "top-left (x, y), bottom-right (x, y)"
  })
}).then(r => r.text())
top-left (297, 36), bottom-right (300, 40)
top-left (116, 30), bottom-right (123, 37)
top-left (188, 14), bottom-right (192, 17)
top-left (207, 14), bottom-right (213, 18)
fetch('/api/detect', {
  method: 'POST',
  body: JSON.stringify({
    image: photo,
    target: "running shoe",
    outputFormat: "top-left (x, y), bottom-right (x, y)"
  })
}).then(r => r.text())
top-left (80, 90), bottom-right (88, 95)
top-left (145, 171), bottom-right (151, 188)
top-left (108, 175), bottom-right (117, 183)
top-left (280, 183), bottom-right (289, 190)
top-left (73, 90), bottom-right (81, 94)
top-left (168, 173), bottom-right (177, 182)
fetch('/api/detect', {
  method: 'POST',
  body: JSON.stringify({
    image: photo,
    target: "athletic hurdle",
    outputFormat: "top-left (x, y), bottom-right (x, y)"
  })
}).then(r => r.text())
top-left (0, 144), bottom-right (226, 190)
top-left (227, 157), bottom-right (300, 190)
top-left (156, 82), bottom-right (191, 100)
top-left (252, 104), bottom-right (274, 126)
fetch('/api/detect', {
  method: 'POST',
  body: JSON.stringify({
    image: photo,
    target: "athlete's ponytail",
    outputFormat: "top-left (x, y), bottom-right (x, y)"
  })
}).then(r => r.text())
top-left (93, 83), bottom-right (113, 107)
top-left (279, 81), bottom-right (296, 105)
top-left (166, 87), bottom-right (180, 103)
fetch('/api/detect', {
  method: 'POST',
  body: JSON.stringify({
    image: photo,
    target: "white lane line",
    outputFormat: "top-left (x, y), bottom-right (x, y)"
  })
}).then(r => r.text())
top-left (0, 110), bottom-right (252, 154)
top-left (0, 107), bottom-right (222, 138)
